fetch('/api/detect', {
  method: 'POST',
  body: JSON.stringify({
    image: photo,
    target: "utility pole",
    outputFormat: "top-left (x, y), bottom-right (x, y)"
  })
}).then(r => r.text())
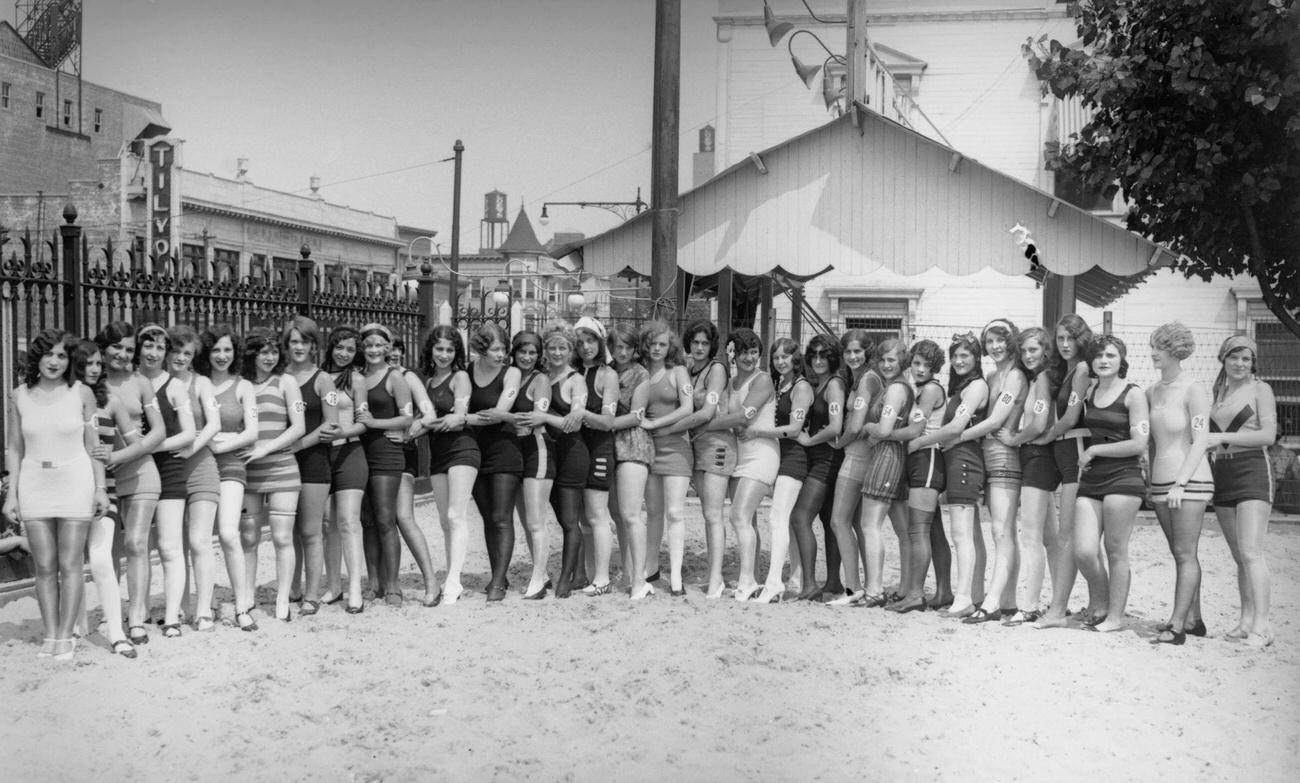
top-left (845, 0), bottom-right (866, 112)
top-left (650, 0), bottom-right (680, 322)
top-left (450, 139), bottom-right (464, 316)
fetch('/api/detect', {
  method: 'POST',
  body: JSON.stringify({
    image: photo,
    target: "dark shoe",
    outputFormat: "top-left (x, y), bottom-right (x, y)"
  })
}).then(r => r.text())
top-left (1002, 609), bottom-right (1041, 626)
top-left (1184, 619), bottom-right (1208, 638)
top-left (288, 593), bottom-right (304, 605)
top-left (161, 623), bottom-right (182, 639)
top-left (523, 586), bottom-right (548, 600)
top-left (322, 593), bottom-right (344, 606)
top-left (859, 593), bottom-right (888, 608)
top-left (276, 607), bottom-right (292, 623)
top-left (961, 608), bottom-right (1001, 625)
top-left (128, 625), bottom-right (150, 645)
top-left (999, 607), bottom-right (1020, 620)
top-left (486, 585), bottom-right (507, 602)
top-left (670, 587), bottom-right (687, 597)
top-left (235, 612), bottom-right (259, 632)
top-left (1152, 628), bottom-right (1186, 646)
top-left (796, 586), bottom-right (825, 602)
top-left (345, 603), bottom-right (365, 615)
top-left (299, 600), bottom-right (321, 617)
top-left (889, 599), bottom-right (927, 614)
top-left (927, 594), bottom-right (954, 611)
top-left (111, 639), bottom-right (138, 659)
top-left (646, 570), bottom-right (661, 584)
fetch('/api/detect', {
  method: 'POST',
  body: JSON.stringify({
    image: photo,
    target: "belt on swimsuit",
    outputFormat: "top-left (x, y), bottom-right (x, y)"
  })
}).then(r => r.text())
top-left (1211, 447), bottom-right (1261, 460)
top-left (1057, 428), bottom-right (1089, 441)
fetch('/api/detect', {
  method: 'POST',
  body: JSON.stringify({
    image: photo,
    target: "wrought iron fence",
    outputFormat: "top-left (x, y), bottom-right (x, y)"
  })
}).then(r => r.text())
top-left (1, 209), bottom-right (426, 448)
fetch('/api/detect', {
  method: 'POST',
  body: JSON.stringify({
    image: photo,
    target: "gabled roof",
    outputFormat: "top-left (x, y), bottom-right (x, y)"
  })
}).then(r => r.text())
top-left (498, 206), bottom-right (546, 255)
top-left (556, 102), bottom-right (1168, 298)
top-left (0, 21), bottom-right (47, 67)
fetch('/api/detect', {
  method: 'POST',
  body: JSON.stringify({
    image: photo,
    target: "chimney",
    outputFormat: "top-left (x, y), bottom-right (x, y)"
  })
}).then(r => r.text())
top-left (236, 157), bottom-right (249, 180)
top-left (310, 175), bottom-right (321, 199)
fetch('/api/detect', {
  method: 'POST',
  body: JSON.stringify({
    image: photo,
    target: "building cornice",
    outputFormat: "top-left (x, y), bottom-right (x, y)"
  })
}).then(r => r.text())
top-left (181, 199), bottom-right (403, 248)
top-left (715, 8), bottom-right (1067, 27)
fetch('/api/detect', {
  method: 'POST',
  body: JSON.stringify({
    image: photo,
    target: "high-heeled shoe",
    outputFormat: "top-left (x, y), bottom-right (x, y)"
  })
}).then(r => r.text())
top-left (753, 586), bottom-right (783, 604)
top-left (275, 606), bottom-right (292, 623)
top-left (1184, 619), bottom-right (1208, 637)
top-left (629, 584), bottom-right (655, 601)
top-left (582, 582), bottom-right (612, 597)
top-left (523, 585), bottom-right (548, 600)
top-left (234, 612), bottom-right (259, 632)
top-left (734, 585), bottom-right (762, 602)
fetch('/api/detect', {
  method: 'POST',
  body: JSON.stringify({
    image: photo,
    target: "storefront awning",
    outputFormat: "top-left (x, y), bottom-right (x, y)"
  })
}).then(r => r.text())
top-left (555, 102), bottom-right (1168, 286)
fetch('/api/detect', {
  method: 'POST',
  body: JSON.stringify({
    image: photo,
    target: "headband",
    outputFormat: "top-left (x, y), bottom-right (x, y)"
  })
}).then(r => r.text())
top-left (982, 319), bottom-right (1015, 336)
top-left (574, 316), bottom-right (606, 341)
top-left (1218, 335), bottom-right (1257, 363)
top-left (360, 323), bottom-right (392, 341)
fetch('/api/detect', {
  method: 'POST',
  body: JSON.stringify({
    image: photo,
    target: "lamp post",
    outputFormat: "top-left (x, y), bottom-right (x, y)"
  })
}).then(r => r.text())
top-left (405, 234), bottom-right (438, 276)
top-left (539, 188), bottom-right (648, 226)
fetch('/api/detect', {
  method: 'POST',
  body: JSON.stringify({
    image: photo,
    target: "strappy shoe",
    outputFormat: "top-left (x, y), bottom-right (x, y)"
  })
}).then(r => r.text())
top-left (128, 625), bottom-right (150, 645)
top-left (161, 623), bottom-right (182, 639)
top-left (111, 639), bottom-right (138, 659)
top-left (299, 600), bottom-right (321, 617)
top-left (581, 582), bottom-right (612, 597)
top-left (235, 611), bottom-right (259, 632)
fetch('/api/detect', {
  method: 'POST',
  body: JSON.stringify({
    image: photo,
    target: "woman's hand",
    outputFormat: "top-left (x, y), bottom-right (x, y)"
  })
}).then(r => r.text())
top-left (245, 445), bottom-right (268, 463)
top-left (1078, 447), bottom-right (1095, 473)
top-left (318, 422), bottom-right (341, 444)
top-left (1166, 484), bottom-right (1185, 509)
top-left (355, 406), bottom-right (374, 427)
top-left (93, 488), bottom-right (110, 519)
top-left (2, 494), bottom-right (19, 523)
top-left (994, 427), bottom-right (1016, 447)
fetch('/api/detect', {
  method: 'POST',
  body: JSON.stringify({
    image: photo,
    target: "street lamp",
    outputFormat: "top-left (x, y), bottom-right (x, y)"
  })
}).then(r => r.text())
top-left (539, 188), bottom-right (648, 226)
top-left (405, 233), bottom-right (438, 275)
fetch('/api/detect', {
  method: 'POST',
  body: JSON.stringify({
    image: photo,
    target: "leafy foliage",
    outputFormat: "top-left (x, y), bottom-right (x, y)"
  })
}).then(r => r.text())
top-left (1023, 0), bottom-right (1300, 336)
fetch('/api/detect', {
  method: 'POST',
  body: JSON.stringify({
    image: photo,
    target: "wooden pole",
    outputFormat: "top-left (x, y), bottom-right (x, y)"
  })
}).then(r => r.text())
top-left (650, 0), bottom-right (680, 322)
top-left (450, 139), bottom-right (464, 319)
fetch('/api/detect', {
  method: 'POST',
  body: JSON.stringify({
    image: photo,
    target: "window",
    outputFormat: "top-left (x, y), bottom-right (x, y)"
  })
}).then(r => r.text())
top-left (181, 243), bottom-right (205, 279)
top-left (249, 254), bottom-right (267, 284)
top-left (271, 257), bottom-right (297, 286)
top-left (827, 289), bottom-right (920, 347)
top-left (213, 248), bottom-right (238, 282)
top-left (93, 108), bottom-right (102, 132)
top-left (62, 99), bottom-right (71, 127)
top-left (35, 91), bottom-right (43, 118)
top-left (1256, 321), bottom-right (1300, 438)
top-left (1, 82), bottom-right (9, 109)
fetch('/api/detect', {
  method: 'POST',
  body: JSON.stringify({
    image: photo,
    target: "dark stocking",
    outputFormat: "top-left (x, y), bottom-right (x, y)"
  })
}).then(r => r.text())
top-left (549, 485), bottom-right (584, 596)
top-left (790, 478), bottom-right (830, 597)
top-left (367, 474), bottom-right (403, 595)
top-left (473, 473), bottom-right (520, 590)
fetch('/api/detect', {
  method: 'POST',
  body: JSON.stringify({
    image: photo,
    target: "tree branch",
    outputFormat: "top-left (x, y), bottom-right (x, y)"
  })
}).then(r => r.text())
top-left (1243, 201), bottom-right (1300, 340)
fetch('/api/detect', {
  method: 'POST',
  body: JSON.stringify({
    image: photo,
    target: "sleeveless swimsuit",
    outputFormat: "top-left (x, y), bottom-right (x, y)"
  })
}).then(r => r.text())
top-left (690, 359), bottom-right (736, 476)
top-left (1077, 382), bottom-right (1145, 500)
top-left (425, 371), bottom-right (481, 475)
top-left (775, 377), bottom-right (811, 482)
top-left (14, 383), bottom-right (94, 520)
top-left (469, 363), bottom-right (522, 476)
top-left (246, 375), bottom-right (302, 493)
top-left (906, 378), bottom-right (947, 493)
top-left (548, 371), bottom-right (589, 489)
top-left (513, 369), bottom-right (554, 481)
top-left (582, 366), bottom-right (616, 491)
top-left (646, 367), bottom-right (692, 477)
top-left (942, 382), bottom-right (987, 506)
top-left (1209, 380), bottom-right (1274, 506)
top-left (613, 363), bottom-right (654, 466)
top-left (213, 379), bottom-right (249, 485)
top-left (361, 368), bottom-right (406, 477)
top-left (861, 378), bottom-right (914, 501)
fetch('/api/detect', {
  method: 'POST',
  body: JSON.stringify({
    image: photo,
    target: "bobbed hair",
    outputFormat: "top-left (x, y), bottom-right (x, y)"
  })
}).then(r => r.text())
top-left (72, 338), bottom-right (109, 407)
top-left (281, 315), bottom-right (320, 356)
top-left (639, 320), bottom-right (684, 368)
top-left (805, 334), bottom-right (842, 378)
top-left (420, 324), bottom-right (466, 375)
top-left (197, 324), bottom-right (242, 378)
top-left (1089, 334), bottom-right (1130, 379)
top-left (727, 327), bottom-right (762, 356)
top-left (23, 328), bottom-right (72, 387)
top-left (470, 322), bottom-right (509, 358)
top-left (682, 319), bottom-right (720, 360)
top-left (1149, 321), bottom-right (1195, 361)
top-left (769, 337), bottom-right (802, 386)
top-left (242, 327), bottom-right (285, 378)
top-left (325, 324), bottom-right (365, 390)
top-left (908, 339), bottom-right (945, 376)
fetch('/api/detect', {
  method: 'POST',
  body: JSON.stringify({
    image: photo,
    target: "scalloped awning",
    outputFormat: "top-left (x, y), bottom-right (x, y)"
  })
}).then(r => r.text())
top-left (555, 102), bottom-right (1167, 288)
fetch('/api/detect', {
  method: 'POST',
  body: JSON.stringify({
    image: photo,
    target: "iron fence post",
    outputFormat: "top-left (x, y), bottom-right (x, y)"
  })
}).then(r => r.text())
top-left (297, 243), bottom-right (315, 318)
top-left (59, 203), bottom-right (83, 336)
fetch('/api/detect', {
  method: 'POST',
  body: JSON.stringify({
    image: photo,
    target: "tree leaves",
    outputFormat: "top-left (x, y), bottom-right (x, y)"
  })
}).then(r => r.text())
top-left (1022, 0), bottom-right (1300, 337)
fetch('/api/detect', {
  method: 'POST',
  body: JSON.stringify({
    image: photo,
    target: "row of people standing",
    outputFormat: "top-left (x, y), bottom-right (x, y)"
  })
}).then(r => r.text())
top-left (5, 312), bottom-right (1279, 660)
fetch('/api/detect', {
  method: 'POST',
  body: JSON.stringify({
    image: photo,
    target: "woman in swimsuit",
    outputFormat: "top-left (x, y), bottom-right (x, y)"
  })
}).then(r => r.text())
top-left (285, 316), bottom-right (337, 615)
top-left (912, 332), bottom-right (989, 619)
top-left (197, 325), bottom-right (260, 630)
top-left (73, 340), bottom-right (136, 657)
top-left (507, 330), bottom-right (554, 598)
top-left (825, 330), bottom-right (880, 601)
top-left (962, 320), bottom-right (1028, 624)
top-left (4, 330), bottom-right (106, 660)
top-left (606, 323), bottom-right (654, 600)
top-left (1206, 335), bottom-right (1278, 648)
top-left (574, 317), bottom-right (620, 596)
top-left (640, 321), bottom-right (695, 596)
top-left (854, 339), bottom-right (915, 607)
top-left (1073, 335), bottom-right (1150, 634)
top-left (415, 324), bottom-right (479, 605)
top-left (789, 334), bottom-right (846, 602)
top-left (137, 323), bottom-right (197, 637)
top-left (743, 337), bottom-right (812, 603)
top-left (386, 338), bottom-right (442, 607)
top-left (718, 329), bottom-right (778, 601)
top-left (1146, 322), bottom-right (1213, 645)
top-left (165, 324), bottom-right (222, 631)
top-left (317, 325), bottom-right (370, 613)
top-left (1034, 314), bottom-right (1099, 629)
top-left (999, 327), bottom-right (1063, 625)
top-left (538, 324), bottom-right (588, 598)
top-left (676, 320), bottom-right (733, 598)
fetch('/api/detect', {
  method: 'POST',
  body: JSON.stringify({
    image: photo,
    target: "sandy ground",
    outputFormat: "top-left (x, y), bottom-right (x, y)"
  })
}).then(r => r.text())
top-left (1, 496), bottom-right (1297, 782)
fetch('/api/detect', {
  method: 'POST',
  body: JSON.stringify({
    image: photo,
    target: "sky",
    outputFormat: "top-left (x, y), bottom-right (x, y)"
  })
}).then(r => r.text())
top-left (81, 0), bottom-right (720, 247)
